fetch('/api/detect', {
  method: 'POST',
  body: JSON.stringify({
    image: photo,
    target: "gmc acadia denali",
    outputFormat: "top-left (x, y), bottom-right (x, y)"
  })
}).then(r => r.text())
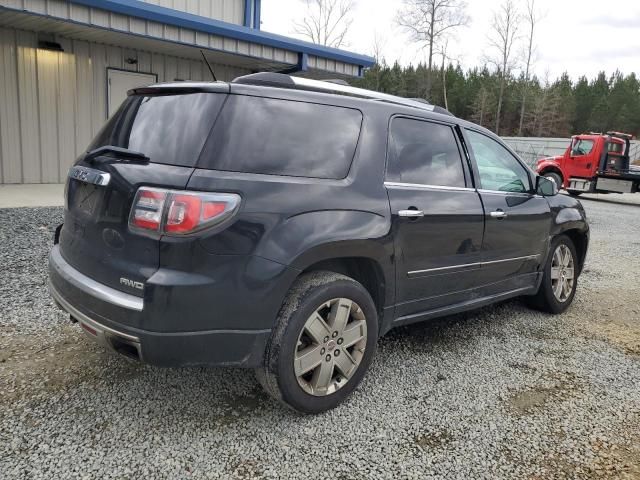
top-left (49, 73), bottom-right (589, 413)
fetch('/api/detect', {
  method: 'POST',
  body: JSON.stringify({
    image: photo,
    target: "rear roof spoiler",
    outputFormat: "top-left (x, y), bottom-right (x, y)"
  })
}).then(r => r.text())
top-left (128, 82), bottom-right (229, 96)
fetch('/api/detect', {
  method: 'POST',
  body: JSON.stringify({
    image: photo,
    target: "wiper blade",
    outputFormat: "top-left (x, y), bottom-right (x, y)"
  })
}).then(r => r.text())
top-left (85, 145), bottom-right (149, 163)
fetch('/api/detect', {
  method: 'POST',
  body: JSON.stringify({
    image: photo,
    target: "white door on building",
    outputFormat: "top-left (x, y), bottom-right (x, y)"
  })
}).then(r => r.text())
top-left (107, 69), bottom-right (157, 117)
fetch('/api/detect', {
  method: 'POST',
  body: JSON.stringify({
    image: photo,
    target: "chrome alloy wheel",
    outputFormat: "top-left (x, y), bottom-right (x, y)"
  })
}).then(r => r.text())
top-left (551, 244), bottom-right (575, 302)
top-left (294, 298), bottom-right (367, 396)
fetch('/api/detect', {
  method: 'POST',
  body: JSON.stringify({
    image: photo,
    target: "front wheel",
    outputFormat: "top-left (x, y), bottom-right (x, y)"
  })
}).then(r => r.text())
top-left (526, 235), bottom-right (578, 314)
top-left (567, 190), bottom-right (582, 197)
top-left (256, 271), bottom-right (378, 414)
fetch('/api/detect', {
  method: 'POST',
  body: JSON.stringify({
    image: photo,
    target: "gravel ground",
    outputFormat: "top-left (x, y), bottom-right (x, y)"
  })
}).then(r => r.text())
top-left (1, 195), bottom-right (639, 479)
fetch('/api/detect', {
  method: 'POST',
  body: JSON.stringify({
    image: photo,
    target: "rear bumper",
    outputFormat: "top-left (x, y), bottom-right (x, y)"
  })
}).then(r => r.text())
top-left (49, 245), bottom-right (272, 367)
top-left (50, 282), bottom-right (144, 361)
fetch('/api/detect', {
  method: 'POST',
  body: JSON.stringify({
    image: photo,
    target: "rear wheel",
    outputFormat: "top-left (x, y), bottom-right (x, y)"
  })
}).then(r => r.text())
top-left (527, 235), bottom-right (578, 314)
top-left (543, 172), bottom-right (563, 191)
top-left (567, 190), bottom-right (582, 197)
top-left (256, 271), bottom-right (378, 414)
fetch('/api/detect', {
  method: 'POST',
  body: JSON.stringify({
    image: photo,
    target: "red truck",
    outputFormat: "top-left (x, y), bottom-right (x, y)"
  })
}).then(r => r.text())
top-left (536, 132), bottom-right (640, 196)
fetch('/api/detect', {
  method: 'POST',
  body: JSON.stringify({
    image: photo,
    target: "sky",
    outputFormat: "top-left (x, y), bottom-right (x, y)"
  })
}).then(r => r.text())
top-left (261, 0), bottom-right (640, 81)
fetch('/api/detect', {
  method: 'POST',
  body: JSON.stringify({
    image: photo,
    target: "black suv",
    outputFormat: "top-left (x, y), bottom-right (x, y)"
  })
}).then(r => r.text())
top-left (49, 73), bottom-right (589, 413)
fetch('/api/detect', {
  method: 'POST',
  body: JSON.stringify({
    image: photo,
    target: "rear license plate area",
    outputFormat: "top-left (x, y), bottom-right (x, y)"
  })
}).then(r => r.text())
top-left (71, 181), bottom-right (102, 215)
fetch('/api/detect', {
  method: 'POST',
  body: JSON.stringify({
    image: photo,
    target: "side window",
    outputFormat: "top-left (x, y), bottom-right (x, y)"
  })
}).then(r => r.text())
top-left (387, 117), bottom-right (466, 188)
top-left (607, 141), bottom-right (623, 153)
top-left (465, 130), bottom-right (531, 193)
top-left (571, 139), bottom-right (594, 156)
top-left (199, 96), bottom-right (363, 179)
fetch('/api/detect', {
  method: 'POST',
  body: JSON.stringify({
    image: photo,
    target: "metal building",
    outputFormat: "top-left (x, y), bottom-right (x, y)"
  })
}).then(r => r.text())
top-left (0, 0), bottom-right (374, 184)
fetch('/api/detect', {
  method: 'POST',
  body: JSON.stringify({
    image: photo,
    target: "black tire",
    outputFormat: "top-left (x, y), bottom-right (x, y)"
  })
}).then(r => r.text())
top-left (543, 172), bottom-right (563, 191)
top-left (256, 271), bottom-right (378, 414)
top-left (526, 235), bottom-right (578, 314)
top-left (567, 190), bottom-right (582, 197)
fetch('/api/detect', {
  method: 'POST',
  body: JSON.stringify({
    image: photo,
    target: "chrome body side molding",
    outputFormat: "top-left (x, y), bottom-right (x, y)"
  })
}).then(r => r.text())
top-left (408, 254), bottom-right (540, 278)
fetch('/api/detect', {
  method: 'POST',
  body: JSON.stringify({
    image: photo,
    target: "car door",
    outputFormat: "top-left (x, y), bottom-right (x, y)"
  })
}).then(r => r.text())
top-left (463, 128), bottom-right (551, 294)
top-left (568, 138), bottom-right (596, 178)
top-left (386, 117), bottom-right (485, 319)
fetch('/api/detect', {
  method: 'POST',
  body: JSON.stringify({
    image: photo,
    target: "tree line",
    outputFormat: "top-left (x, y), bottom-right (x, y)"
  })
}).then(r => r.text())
top-left (352, 63), bottom-right (640, 138)
top-left (293, 0), bottom-right (640, 138)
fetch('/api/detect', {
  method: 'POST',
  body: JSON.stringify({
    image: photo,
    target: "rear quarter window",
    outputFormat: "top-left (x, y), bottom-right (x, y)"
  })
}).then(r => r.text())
top-left (198, 95), bottom-right (363, 179)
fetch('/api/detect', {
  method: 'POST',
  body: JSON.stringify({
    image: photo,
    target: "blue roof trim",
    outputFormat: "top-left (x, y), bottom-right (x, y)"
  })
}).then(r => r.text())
top-left (243, 0), bottom-right (251, 27)
top-left (68, 0), bottom-right (374, 67)
top-left (254, 0), bottom-right (262, 31)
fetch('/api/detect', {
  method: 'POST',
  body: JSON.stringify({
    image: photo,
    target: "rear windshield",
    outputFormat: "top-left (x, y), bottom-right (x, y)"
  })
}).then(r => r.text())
top-left (198, 95), bottom-right (363, 179)
top-left (89, 93), bottom-right (225, 167)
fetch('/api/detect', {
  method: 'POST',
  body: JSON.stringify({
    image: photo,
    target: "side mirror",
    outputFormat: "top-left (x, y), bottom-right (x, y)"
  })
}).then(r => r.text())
top-left (536, 175), bottom-right (558, 196)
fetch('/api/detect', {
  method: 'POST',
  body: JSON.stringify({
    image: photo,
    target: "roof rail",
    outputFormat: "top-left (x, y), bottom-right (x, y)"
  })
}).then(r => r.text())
top-left (232, 72), bottom-right (438, 113)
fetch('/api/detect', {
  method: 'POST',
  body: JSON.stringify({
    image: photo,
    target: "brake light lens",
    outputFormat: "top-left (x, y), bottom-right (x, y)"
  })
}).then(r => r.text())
top-left (165, 194), bottom-right (201, 233)
top-left (129, 187), bottom-right (241, 235)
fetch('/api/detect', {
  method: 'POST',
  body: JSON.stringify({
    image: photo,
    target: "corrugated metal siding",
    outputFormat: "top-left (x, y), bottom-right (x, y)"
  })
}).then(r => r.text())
top-left (0, 25), bottom-right (250, 183)
top-left (139, 0), bottom-right (245, 26)
top-left (16, 30), bottom-right (41, 183)
top-left (0, 0), bottom-right (295, 64)
top-left (0, 1), bottom-right (360, 75)
top-left (0, 28), bottom-right (22, 183)
top-left (308, 55), bottom-right (359, 77)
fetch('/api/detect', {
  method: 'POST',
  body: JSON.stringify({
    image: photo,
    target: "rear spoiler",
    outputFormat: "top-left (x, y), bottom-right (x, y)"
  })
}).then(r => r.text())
top-left (128, 82), bottom-right (229, 96)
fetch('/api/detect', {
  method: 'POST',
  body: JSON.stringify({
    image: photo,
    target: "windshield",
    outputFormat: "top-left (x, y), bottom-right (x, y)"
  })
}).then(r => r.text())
top-left (89, 93), bottom-right (226, 167)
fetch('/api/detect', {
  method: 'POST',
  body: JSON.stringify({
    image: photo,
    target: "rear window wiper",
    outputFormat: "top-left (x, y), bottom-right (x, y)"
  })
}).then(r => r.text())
top-left (85, 145), bottom-right (150, 163)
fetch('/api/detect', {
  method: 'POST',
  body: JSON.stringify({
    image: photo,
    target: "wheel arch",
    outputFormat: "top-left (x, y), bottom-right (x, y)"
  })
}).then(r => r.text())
top-left (298, 256), bottom-right (390, 326)
top-left (560, 228), bottom-right (589, 273)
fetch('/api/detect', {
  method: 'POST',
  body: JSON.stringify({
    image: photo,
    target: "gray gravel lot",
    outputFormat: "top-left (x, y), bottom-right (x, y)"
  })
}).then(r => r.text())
top-left (1, 196), bottom-right (639, 479)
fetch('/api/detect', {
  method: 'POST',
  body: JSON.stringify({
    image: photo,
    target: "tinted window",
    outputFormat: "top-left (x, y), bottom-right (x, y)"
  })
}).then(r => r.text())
top-left (90, 93), bottom-right (225, 167)
top-left (199, 96), bottom-right (362, 179)
top-left (387, 118), bottom-right (466, 187)
top-left (466, 130), bottom-right (531, 193)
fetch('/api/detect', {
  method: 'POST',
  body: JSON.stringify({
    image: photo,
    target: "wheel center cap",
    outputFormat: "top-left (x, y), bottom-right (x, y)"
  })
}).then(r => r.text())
top-left (327, 340), bottom-right (336, 351)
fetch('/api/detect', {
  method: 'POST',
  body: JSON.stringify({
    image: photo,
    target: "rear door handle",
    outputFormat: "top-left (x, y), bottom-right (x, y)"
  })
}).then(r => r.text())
top-left (490, 210), bottom-right (507, 219)
top-left (398, 209), bottom-right (424, 218)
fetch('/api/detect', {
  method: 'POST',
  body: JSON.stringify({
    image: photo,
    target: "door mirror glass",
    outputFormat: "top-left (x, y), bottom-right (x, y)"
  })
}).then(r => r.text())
top-left (536, 175), bottom-right (558, 196)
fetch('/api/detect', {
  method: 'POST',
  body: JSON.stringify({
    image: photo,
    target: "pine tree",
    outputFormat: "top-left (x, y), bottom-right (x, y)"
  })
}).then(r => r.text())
top-left (353, 64), bottom-right (640, 137)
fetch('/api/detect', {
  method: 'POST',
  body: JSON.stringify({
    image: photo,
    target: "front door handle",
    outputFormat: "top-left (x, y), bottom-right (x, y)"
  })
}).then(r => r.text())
top-left (490, 210), bottom-right (507, 219)
top-left (398, 209), bottom-right (424, 218)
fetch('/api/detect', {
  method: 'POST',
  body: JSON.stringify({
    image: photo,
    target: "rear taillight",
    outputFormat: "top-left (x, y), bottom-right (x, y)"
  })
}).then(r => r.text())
top-left (129, 187), bottom-right (241, 236)
top-left (131, 188), bottom-right (167, 232)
